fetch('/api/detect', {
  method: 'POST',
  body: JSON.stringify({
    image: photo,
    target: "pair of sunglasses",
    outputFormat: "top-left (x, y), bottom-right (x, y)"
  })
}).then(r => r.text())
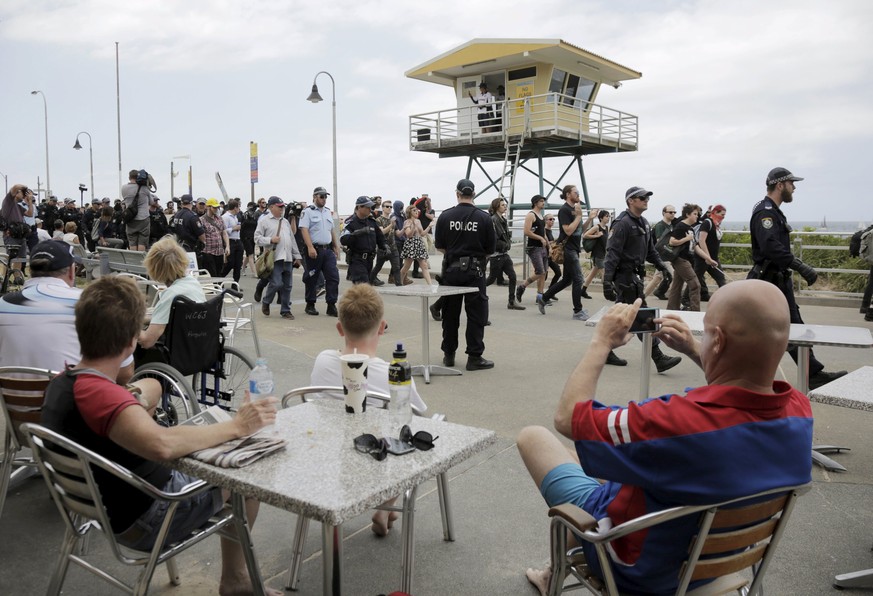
top-left (400, 424), bottom-right (438, 451)
top-left (353, 426), bottom-right (440, 461)
top-left (353, 434), bottom-right (388, 461)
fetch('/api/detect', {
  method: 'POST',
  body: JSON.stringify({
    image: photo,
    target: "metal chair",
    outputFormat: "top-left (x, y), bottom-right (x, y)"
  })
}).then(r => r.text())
top-left (21, 422), bottom-right (260, 596)
top-left (280, 385), bottom-right (451, 591)
top-left (546, 483), bottom-right (812, 596)
top-left (0, 366), bottom-right (55, 518)
top-left (203, 280), bottom-right (261, 357)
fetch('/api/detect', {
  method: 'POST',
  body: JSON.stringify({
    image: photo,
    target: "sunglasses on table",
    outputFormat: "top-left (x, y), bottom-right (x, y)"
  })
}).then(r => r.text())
top-left (353, 425), bottom-right (439, 461)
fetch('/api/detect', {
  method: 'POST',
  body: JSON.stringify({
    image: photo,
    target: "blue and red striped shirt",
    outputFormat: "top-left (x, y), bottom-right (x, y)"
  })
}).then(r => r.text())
top-left (572, 381), bottom-right (813, 594)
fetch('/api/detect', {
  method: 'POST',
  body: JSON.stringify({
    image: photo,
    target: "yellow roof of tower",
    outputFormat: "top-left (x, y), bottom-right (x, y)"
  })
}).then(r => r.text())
top-left (405, 38), bottom-right (641, 87)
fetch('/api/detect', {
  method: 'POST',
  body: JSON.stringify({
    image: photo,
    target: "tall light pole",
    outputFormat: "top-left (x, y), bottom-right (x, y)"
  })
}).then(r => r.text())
top-left (0, 170), bottom-right (7, 194)
top-left (73, 132), bottom-right (94, 201)
top-left (307, 71), bottom-right (338, 216)
top-left (31, 90), bottom-right (50, 200)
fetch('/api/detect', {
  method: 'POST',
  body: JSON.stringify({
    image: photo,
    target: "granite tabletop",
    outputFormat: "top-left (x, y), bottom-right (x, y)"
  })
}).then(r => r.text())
top-left (172, 400), bottom-right (497, 526)
top-left (585, 306), bottom-right (706, 335)
top-left (787, 324), bottom-right (873, 348)
top-left (377, 284), bottom-right (478, 298)
top-left (809, 366), bottom-right (873, 411)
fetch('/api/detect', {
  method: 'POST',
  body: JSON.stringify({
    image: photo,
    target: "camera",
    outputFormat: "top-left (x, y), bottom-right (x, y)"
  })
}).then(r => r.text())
top-left (78, 183), bottom-right (88, 192)
top-left (630, 307), bottom-right (660, 334)
top-left (285, 201), bottom-right (304, 219)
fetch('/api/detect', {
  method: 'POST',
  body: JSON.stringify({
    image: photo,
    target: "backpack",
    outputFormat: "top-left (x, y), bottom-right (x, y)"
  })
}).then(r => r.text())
top-left (655, 231), bottom-right (677, 262)
top-left (849, 225), bottom-right (873, 258)
top-left (861, 227), bottom-right (873, 266)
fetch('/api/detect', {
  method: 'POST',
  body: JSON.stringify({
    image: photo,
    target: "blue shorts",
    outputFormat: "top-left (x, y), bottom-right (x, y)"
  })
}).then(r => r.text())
top-left (540, 462), bottom-right (601, 510)
top-left (115, 470), bottom-right (224, 551)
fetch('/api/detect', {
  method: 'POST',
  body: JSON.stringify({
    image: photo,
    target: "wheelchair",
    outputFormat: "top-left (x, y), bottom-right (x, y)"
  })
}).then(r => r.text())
top-left (130, 288), bottom-right (256, 425)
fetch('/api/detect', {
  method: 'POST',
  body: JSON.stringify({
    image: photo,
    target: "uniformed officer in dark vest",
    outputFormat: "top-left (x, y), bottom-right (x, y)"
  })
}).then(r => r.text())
top-left (434, 179), bottom-right (497, 371)
top-left (171, 194), bottom-right (205, 254)
top-left (83, 198), bottom-right (101, 252)
top-left (748, 167), bottom-right (846, 390)
top-left (603, 186), bottom-right (682, 372)
top-left (60, 199), bottom-right (84, 245)
top-left (340, 196), bottom-right (386, 284)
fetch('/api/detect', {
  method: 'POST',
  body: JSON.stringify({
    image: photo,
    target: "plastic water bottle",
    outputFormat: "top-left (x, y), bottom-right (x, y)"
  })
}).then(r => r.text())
top-left (388, 343), bottom-right (412, 430)
top-left (249, 358), bottom-right (275, 434)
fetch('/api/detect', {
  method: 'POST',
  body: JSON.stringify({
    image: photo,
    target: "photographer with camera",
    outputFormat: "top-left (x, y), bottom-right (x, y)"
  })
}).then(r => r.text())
top-left (1, 185), bottom-right (35, 283)
top-left (122, 169), bottom-right (156, 251)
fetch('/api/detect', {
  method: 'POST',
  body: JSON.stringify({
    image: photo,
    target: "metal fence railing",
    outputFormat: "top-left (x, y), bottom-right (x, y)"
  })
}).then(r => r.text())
top-left (409, 92), bottom-right (638, 150)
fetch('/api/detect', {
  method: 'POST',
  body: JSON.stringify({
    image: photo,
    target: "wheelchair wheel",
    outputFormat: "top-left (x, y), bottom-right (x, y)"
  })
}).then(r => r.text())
top-left (132, 362), bottom-right (200, 425)
top-left (192, 346), bottom-right (255, 413)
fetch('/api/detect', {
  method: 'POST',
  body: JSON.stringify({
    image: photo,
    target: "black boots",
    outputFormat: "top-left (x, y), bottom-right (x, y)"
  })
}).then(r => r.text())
top-left (652, 345), bottom-right (681, 373)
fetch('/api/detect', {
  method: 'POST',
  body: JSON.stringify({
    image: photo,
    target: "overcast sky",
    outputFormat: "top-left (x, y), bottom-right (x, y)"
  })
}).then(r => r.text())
top-left (1, 0), bottom-right (871, 223)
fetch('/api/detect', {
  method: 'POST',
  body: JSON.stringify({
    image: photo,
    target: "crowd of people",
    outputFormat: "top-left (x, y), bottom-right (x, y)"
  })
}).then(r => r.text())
top-left (0, 165), bottom-right (862, 594)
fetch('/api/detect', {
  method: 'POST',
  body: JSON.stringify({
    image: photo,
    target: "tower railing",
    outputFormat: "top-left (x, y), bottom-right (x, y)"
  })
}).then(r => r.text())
top-left (409, 92), bottom-right (638, 150)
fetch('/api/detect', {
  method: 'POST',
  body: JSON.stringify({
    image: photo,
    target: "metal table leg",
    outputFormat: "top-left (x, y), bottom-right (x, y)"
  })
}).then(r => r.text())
top-left (285, 515), bottom-right (310, 590)
top-left (322, 523), bottom-right (343, 596)
top-left (800, 345), bottom-right (850, 472)
top-left (437, 471), bottom-right (455, 541)
top-left (412, 295), bottom-right (462, 383)
top-left (231, 492), bottom-right (266, 596)
top-left (797, 345), bottom-right (810, 395)
top-left (639, 334), bottom-right (653, 400)
top-left (400, 485), bottom-right (419, 594)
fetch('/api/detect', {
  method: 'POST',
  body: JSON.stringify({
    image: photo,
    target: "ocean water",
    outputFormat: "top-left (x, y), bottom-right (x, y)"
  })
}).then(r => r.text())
top-left (722, 221), bottom-right (868, 234)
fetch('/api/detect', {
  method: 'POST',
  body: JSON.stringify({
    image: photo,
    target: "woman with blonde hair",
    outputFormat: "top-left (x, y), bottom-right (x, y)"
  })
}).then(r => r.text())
top-left (62, 221), bottom-right (81, 245)
top-left (399, 204), bottom-right (433, 285)
top-left (139, 236), bottom-right (205, 349)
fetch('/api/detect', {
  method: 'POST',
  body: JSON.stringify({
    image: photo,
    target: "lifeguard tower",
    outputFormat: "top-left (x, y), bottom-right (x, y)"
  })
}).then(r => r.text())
top-left (405, 38), bottom-right (641, 210)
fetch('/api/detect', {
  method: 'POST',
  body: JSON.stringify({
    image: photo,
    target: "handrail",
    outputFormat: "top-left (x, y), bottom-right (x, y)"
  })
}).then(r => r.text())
top-left (408, 91), bottom-right (638, 150)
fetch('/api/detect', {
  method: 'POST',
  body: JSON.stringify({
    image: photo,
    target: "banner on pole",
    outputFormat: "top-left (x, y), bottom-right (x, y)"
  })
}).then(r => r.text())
top-left (250, 142), bottom-right (258, 184)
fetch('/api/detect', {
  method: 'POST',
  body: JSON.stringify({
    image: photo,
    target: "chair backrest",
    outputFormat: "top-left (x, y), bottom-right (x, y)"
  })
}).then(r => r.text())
top-left (553, 483), bottom-right (811, 596)
top-left (164, 293), bottom-right (224, 375)
top-left (0, 367), bottom-right (55, 450)
top-left (679, 486), bottom-right (806, 594)
top-left (22, 422), bottom-right (137, 560)
top-left (280, 385), bottom-right (440, 420)
top-left (281, 385), bottom-right (391, 410)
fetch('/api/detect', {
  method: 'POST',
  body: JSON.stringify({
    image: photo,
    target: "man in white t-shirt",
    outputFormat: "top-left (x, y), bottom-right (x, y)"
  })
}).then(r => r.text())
top-left (0, 240), bottom-right (155, 391)
top-left (309, 284), bottom-right (427, 536)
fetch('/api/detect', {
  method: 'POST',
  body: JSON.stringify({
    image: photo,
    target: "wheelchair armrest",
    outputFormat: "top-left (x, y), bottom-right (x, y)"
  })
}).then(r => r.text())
top-left (548, 503), bottom-right (598, 534)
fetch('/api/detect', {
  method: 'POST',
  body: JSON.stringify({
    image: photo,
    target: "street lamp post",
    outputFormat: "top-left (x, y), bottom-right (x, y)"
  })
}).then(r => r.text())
top-left (31, 90), bottom-right (50, 200)
top-left (307, 71), bottom-right (338, 216)
top-left (0, 170), bottom-right (7, 194)
top-left (73, 132), bottom-right (95, 202)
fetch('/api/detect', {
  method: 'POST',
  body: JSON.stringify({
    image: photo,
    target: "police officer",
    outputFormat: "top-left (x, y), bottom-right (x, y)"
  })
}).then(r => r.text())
top-left (340, 196), bottom-right (386, 284)
top-left (603, 186), bottom-right (682, 372)
top-left (148, 199), bottom-right (169, 247)
top-left (38, 195), bottom-right (60, 235)
top-left (171, 194), bottom-right (205, 254)
top-left (82, 199), bottom-right (101, 252)
top-left (749, 167), bottom-right (846, 390)
top-left (59, 199), bottom-right (84, 245)
top-left (300, 186), bottom-right (341, 317)
top-left (434, 179), bottom-right (497, 371)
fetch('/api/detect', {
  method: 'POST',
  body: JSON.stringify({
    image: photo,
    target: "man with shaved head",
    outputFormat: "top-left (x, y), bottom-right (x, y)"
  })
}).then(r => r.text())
top-left (519, 280), bottom-right (813, 595)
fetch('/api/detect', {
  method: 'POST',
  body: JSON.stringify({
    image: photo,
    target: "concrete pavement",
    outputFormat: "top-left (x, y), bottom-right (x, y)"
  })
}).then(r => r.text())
top-left (3, 260), bottom-right (873, 595)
